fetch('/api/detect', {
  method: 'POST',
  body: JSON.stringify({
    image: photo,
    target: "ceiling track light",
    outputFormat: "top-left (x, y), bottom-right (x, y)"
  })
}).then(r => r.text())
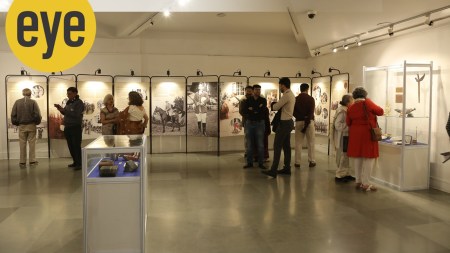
top-left (311, 69), bottom-right (322, 77)
top-left (196, 69), bottom-right (203, 76)
top-left (328, 67), bottom-right (341, 74)
top-left (233, 69), bottom-right (241, 76)
top-left (295, 71), bottom-right (302, 77)
top-left (425, 13), bottom-right (434, 26)
top-left (343, 44), bottom-right (349, 50)
top-left (332, 47), bottom-right (338, 53)
top-left (264, 70), bottom-right (271, 77)
top-left (163, 10), bottom-right (171, 17)
top-left (94, 68), bottom-right (102, 75)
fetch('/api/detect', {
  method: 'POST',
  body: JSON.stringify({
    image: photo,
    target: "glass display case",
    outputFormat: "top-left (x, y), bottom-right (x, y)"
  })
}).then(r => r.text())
top-left (82, 135), bottom-right (147, 253)
top-left (363, 61), bottom-right (433, 191)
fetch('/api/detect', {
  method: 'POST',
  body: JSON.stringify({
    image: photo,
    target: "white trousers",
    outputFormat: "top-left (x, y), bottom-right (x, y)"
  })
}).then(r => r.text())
top-left (294, 120), bottom-right (315, 164)
top-left (19, 124), bottom-right (37, 164)
top-left (195, 113), bottom-right (206, 123)
top-left (353, 158), bottom-right (375, 185)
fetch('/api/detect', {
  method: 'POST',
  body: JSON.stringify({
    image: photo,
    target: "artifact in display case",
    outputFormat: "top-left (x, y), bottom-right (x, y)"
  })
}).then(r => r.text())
top-left (363, 61), bottom-right (433, 191)
top-left (83, 135), bottom-right (147, 253)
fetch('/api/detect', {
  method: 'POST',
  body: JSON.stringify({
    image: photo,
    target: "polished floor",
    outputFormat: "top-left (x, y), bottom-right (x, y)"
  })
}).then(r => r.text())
top-left (1, 150), bottom-right (450, 253)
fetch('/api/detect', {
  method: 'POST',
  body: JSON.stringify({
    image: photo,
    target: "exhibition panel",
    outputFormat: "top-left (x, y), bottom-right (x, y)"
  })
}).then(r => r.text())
top-left (114, 75), bottom-right (151, 136)
top-left (289, 76), bottom-right (313, 133)
top-left (363, 61), bottom-right (433, 191)
top-left (329, 74), bottom-right (350, 129)
top-left (5, 75), bottom-right (49, 159)
top-left (186, 75), bottom-right (220, 153)
top-left (83, 135), bottom-right (147, 253)
top-left (76, 74), bottom-right (114, 140)
top-left (248, 76), bottom-right (280, 123)
top-left (218, 75), bottom-right (249, 152)
top-left (150, 76), bottom-right (187, 153)
top-left (311, 76), bottom-right (332, 136)
top-left (48, 74), bottom-right (77, 158)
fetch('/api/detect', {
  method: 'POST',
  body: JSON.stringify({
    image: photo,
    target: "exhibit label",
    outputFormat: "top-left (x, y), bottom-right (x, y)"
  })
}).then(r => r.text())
top-left (5, 0), bottom-right (96, 72)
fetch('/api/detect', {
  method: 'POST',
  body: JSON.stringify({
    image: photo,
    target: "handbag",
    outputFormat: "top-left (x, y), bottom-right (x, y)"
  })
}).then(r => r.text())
top-left (363, 102), bottom-right (382, 141)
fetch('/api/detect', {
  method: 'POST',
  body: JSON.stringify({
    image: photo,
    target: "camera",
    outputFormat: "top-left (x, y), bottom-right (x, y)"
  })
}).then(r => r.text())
top-left (307, 10), bottom-right (317, 19)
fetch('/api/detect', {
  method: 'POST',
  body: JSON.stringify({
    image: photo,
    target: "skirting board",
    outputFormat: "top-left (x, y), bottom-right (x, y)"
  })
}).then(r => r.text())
top-left (370, 176), bottom-right (429, 191)
top-left (430, 176), bottom-right (450, 193)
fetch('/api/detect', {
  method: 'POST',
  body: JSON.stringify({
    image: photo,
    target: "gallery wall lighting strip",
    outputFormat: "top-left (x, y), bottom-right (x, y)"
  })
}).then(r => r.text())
top-left (328, 67), bottom-right (341, 74)
top-left (264, 70), bottom-right (271, 77)
top-left (196, 69), bottom-right (203, 76)
top-left (20, 68), bottom-right (28, 76)
top-left (312, 5), bottom-right (450, 56)
top-left (311, 69), bottom-right (322, 76)
top-left (233, 69), bottom-right (242, 76)
top-left (94, 68), bottom-right (102, 75)
top-left (295, 71), bottom-right (302, 77)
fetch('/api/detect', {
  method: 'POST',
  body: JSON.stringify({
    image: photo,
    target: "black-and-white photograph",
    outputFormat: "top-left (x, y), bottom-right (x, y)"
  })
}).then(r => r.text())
top-left (187, 82), bottom-right (218, 137)
top-left (151, 81), bottom-right (186, 136)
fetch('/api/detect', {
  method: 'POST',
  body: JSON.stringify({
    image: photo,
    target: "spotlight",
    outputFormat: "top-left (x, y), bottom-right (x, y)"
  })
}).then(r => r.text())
top-left (295, 71), bottom-right (302, 77)
top-left (332, 47), bottom-right (337, 53)
top-left (233, 69), bottom-right (241, 76)
top-left (196, 69), bottom-right (203, 76)
top-left (94, 68), bottom-right (101, 75)
top-left (51, 72), bottom-right (55, 75)
top-left (166, 69), bottom-right (170, 76)
top-left (311, 69), bottom-right (322, 76)
top-left (328, 67), bottom-right (341, 74)
top-left (388, 25), bottom-right (394, 37)
top-left (20, 68), bottom-right (28, 75)
top-left (313, 49), bottom-right (320, 56)
top-left (425, 14), bottom-right (434, 26)
top-left (343, 44), bottom-right (349, 50)
top-left (130, 69), bottom-right (135, 76)
top-left (357, 41), bottom-right (362, 46)
top-left (264, 70), bottom-right (271, 77)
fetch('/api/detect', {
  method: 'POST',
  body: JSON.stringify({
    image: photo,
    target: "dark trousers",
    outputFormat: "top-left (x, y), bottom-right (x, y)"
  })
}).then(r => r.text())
top-left (64, 125), bottom-right (82, 166)
top-left (270, 120), bottom-right (294, 171)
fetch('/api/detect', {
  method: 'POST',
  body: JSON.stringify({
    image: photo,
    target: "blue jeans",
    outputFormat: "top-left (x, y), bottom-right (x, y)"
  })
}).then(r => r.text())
top-left (245, 120), bottom-right (265, 166)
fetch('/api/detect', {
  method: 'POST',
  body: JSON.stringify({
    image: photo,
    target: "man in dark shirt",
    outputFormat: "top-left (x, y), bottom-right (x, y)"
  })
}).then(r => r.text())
top-left (293, 83), bottom-right (316, 168)
top-left (55, 87), bottom-right (85, 170)
top-left (242, 84), bottom-right (267, 170)
top-left (239, 86), bottom-right (254, 157)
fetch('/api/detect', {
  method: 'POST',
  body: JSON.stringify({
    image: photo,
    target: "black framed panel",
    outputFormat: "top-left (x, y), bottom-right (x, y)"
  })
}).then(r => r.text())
top-left (218, 75), bottom-right (249, 155)
top-left (48, 74), bottom-right (77, 158)
top-left (5, 75), bottom-right (49, 159)
top-left (76, 74), bottom-right (114, 141)
top-left (150, 76), bottom-right (187, 154)
top-left (186, 75), bottom-right (220, 154)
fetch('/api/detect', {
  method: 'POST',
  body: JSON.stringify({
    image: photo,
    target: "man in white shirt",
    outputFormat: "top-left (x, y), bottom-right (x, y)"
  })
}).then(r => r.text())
top-left (262, 77), bottom-right (295, 178)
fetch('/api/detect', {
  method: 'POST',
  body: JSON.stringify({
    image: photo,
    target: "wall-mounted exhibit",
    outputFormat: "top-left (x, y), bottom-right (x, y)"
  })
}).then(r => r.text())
top-left (311, 76), bottom-right (332, 136)
top-left (150, 76), bottom-right (187, 153)
top-left (248, 76), bottom-right (280, 123)
top-left (5, 75), bottom-right (49, 159)
top-left (76, 74), bottom-right (114, 140)
top-left (219, 77), bottom-right (248, 137)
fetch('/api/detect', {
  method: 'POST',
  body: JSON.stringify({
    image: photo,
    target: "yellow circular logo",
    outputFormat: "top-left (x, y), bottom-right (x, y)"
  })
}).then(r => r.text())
top-left (5, 0), bottom-right (96, 72)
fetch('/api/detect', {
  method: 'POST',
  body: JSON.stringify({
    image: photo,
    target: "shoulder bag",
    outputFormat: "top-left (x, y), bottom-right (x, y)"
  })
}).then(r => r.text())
top-left (363, 102), bottom-right (382, 141)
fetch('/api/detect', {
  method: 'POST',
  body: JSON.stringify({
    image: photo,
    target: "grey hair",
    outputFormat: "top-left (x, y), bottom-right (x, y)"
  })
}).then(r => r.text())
top-left (352, 86), bottom-right (368, 99)
top-left (340, 94), bottom-right (353, 106)
top-left (22, 88), bottom-right (32, 97)
top-left (103, 94), bottom-right (114, 105)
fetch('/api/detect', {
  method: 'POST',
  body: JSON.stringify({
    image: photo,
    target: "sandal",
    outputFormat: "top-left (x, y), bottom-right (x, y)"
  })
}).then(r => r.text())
top-left (361, 184), bottom-right (377, 192)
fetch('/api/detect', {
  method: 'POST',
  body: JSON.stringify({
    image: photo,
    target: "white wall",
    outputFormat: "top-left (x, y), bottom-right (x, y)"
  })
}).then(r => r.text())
top-left (309, 23), bottom-right (450, 193)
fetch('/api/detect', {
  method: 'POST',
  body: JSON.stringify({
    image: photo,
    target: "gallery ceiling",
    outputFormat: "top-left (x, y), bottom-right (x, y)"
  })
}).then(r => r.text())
top-left (1, 0), bottom-right (450, 57)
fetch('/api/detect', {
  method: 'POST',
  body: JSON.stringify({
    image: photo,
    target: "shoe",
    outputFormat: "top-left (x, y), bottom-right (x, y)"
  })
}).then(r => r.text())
top-left (73, 166), bottom-right (82, 171)
top-left (261, 170), bottom-right (277, 178)
top-left (345, 175), bottom-right (356, 181)
top-left (243, 164), bottom-right (253, 169)
top-left (19, 163), bottom-right (26, 168)
top-left (68, 163), bottom-right (76, 168)
top-left (259, 164), bottom-right (267, 170)
top-left (294, 164), bottom-right (300, 168)
top-left (29, 161), bottom-right (38, 166)
top-left (335, 177), bottom-right (349, 183)
top-left (277, 168), bottom-right (291, 175)
top-left (264, 158), bottom-right (270, 163)
top-left (309, 161), bottom-right (316, 168)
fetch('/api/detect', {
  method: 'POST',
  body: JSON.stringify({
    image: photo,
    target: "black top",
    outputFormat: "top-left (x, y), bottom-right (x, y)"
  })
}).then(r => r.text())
top-left (62, 96), bottom-right (85, 127)
top-left (243, 96), bottom-right (267, 121)
top-left (293, 93), bottom-right (315, 121)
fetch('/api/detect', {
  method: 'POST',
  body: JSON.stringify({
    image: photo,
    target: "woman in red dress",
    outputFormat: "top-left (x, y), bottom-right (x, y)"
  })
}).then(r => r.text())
top-left (346, 87), bottom-right (384, 191)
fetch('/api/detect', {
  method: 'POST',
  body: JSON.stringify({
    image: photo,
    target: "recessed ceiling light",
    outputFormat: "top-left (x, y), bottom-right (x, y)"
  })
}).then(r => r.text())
top-left (217, 13), bottom-right (226, 17)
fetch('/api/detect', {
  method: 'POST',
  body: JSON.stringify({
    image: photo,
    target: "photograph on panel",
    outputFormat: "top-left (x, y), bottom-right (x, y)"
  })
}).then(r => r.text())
top-left (186, 82), bottom-right (219, 137)
top-left (312, 81), bottom-right (330, 135)
top-left (219, 81), bottom-right (246, 137)
top-left (151, 81), bottom-right (186, 135)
